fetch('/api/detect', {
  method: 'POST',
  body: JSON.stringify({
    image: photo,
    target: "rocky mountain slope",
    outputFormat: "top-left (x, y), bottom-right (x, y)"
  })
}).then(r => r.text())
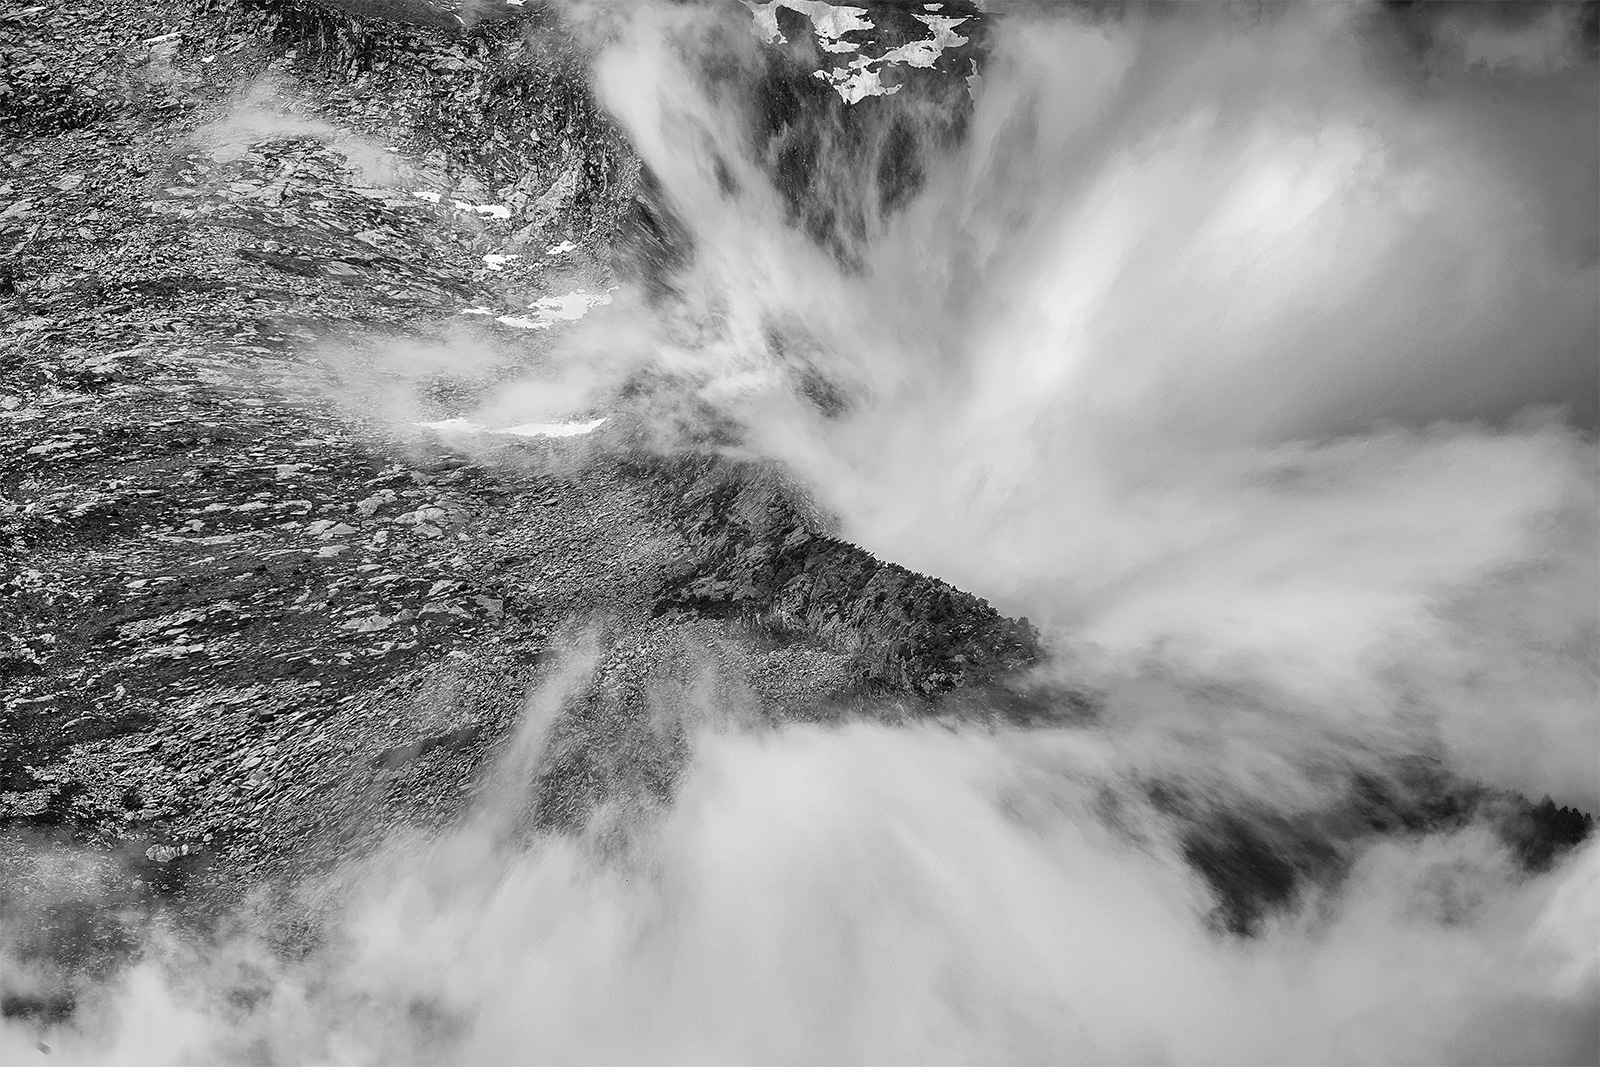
top-left (1, 0), bottom-right (1592, 1039)
top-left (0, 0), bottom-right (1049, 1000)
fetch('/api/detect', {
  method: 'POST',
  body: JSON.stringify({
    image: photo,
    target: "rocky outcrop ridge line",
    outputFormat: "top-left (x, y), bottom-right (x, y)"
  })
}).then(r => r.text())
top-left (640, 454), bottom-right (1042, 696)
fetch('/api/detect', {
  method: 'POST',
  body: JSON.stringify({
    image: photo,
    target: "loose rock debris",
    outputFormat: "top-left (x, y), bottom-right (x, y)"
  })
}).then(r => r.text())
top-left (0, 0), bottom-right (645, 885)
top-left (0, 0), bottom-right (1036, 908)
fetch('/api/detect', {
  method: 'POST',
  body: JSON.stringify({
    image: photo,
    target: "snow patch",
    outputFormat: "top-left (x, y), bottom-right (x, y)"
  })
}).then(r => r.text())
top-left (495, 315), bottom-right (550, 330)
top-left (745, 1), bottom-right (872, 46)
top-left (885, 14), bottom-right (970, 68)
top-left (814, 64), bottom-right (901, 105)
top-left (416, 417), bottom-right (606, 438)
top-left (482, 254), bottom-right (518, 270)
top-left (454, 200), bottom-right (512, 220)
top-left (411, 191), bottom-right (512, 220)
top-left (497, 419), bottom-right (607, 438)
top-left (531, 290), bottom-right (612, 322)
top-left (471, 290), bottom-right (611, 329)
top-left (750, 2), bottom-right (971, 104)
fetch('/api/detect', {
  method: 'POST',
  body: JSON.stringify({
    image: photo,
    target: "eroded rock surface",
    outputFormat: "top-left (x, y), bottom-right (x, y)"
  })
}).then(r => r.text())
top-left (0, 0), bottom-right (1044, 909)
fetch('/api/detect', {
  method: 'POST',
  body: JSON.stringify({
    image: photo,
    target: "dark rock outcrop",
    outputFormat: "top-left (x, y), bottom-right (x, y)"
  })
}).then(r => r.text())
top-left (638, 453), bottom-right (1041, 697)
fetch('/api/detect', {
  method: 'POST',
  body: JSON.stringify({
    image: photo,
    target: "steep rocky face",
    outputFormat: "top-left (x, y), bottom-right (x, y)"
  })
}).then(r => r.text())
top-left (0, 0), bottom-right (1043, 888)
top-left (1, 0), bottom-right (1594, 1053)
top-left (641, 453), bottom-right (1040, 696)
top-left (609, 1), bottom-right (987, 299)
top-left (741, 0), bottom-right (987, 263)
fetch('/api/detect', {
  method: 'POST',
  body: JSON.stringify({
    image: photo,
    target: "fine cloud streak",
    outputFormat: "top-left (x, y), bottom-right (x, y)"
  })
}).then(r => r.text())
top-left (5, 3), bottom-right (1596, 1064)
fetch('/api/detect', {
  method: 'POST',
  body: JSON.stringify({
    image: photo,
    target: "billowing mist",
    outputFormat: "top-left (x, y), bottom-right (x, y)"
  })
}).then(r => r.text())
top-left (578, 0), bottom-right (1599, 810)
top-left (4, 1), bottom-right (1597, 1064)
top-left (5, 635), bottom-right (1597, 1065)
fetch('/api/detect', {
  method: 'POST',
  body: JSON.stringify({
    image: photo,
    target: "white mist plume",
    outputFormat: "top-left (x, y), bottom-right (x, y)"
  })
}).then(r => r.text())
top-left (5, 4), bottom-right (1596, 1064)
top-left (5, 646), bottom-right (1596, 1065)
top-left (578, 0), bottom-right (1600, 810)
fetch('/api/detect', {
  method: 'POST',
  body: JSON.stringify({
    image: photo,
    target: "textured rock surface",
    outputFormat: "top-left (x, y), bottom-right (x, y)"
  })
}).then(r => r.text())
top-left (0, 0), bottom-right (1592, 1038)
top-left (0, 0), bottom-right (1045, 896)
